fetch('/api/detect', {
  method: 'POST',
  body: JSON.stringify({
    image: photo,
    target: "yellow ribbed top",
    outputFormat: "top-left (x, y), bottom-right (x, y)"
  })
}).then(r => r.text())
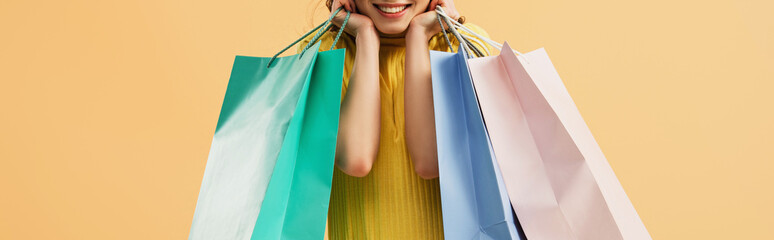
top-left (298, 22), bottom-right (490, 240)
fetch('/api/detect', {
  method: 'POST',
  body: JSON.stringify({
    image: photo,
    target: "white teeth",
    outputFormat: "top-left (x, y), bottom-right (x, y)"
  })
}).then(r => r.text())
top-left (377, 5), bottom-right (407, 14)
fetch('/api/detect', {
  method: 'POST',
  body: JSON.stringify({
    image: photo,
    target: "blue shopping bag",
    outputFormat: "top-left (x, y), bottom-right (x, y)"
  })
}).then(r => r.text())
top-left (431, 49), bottom-right (523, 240)
top-left (429, 16), bottom-right (524, 238)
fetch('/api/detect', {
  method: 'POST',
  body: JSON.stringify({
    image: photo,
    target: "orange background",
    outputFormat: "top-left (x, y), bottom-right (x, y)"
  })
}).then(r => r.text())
top-left (1, 0), bottom-right (772, 239)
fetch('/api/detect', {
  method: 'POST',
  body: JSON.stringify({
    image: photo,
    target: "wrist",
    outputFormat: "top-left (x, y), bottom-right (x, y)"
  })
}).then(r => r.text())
top-left (407, 24), bottom-right (434, 43)
top-left (355, 27), bottom-right (379, 50)
top-left (354, 22), bottom-right (376, 37)
top-left (408, 20), bottom-right (435, 41)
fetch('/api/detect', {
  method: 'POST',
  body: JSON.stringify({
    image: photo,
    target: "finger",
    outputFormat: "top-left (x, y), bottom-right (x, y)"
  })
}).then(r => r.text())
top-left (438, 0), bottom-right (454, 9)
top-left (334, 0), bottom-right (349, 13)
top-left (441, 6), bottom-right (459, 20)
top-left (349, 0), bottom-right (358, 13)
top-left (330, 2), bottom-right (345, 26)
top-left (331, 1), bottom-right (342, 12)
top-left (448, 10), bottom-right (460, 21)
top-left (348, 2), bottom-right (356, 12)
top-left (436, 1), bottom-right (456, 19)
top-left (336, 0), bottom-right (348, 12)
top-left (428, 0), bottom-right (439, 11)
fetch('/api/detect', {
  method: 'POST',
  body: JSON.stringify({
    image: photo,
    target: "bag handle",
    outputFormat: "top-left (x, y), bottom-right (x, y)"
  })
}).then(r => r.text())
top-left (435, 7), bottom-right (489, 58)
top-left (436, 11), bottom-right (454, 52)
top-left (435, 7), bottom-right (471, 58)
top-left (266, 7), bottom-right (351, 68)
top-left (435, 8), bottom-right (526, 59)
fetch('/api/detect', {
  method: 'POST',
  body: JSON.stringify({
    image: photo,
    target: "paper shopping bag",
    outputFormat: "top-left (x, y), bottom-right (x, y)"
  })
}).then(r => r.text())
top-left (430, 50), bottom-right (523, 240)
top-left (189, 8), bottom-right (351, 240)
top-left (251, 48), bottom-right (345, 240)
top-left (467, 42), bottom-right (651, 240)
top-left (189, 42), bottom-right (322, 240)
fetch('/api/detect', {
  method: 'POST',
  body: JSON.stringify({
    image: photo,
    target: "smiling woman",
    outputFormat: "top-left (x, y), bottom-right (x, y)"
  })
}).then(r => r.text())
top-left (313, 0), bottom-right (489, 239)
top-left (1, 0), bottom-right (772, 239)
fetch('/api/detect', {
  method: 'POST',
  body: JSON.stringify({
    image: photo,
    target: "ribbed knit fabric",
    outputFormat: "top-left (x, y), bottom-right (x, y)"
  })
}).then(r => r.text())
top-left (298, 23), bottom-right (490, 240)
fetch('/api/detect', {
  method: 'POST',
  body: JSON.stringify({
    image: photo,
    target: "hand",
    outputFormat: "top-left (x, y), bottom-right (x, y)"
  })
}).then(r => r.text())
top-left (330, 0), bottom-right (377, 38)
top-left (409, 0), bottom-right (460, 40)
top-left (428, 0), bottom-right (460, 22)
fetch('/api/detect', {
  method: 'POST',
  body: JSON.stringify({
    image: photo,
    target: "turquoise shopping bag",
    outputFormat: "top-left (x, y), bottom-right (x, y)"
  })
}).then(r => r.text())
top-left (189, 43), bottom-right (320, 240)
top-left (251, 36), bottom-right (346, 240)
top-left (189, 8), bottom-right (349, 240)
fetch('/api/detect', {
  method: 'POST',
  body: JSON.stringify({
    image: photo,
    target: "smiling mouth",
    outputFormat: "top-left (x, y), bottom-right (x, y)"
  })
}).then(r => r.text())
top-left (373, 3), bottom-right (412, 15)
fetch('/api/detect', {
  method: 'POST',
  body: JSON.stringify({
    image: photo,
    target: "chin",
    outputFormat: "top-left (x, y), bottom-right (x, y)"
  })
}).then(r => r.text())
top-left (374, 23), bottom-right (410, 35)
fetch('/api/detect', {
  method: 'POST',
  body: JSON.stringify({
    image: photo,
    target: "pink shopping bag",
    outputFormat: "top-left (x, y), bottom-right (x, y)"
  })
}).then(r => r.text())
top-left (467, 42), bottom-right (651, 240)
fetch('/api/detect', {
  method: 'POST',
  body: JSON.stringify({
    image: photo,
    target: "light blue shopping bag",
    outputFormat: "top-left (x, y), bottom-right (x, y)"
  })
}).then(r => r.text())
top-left (429, 13), bottom-right (525, 238)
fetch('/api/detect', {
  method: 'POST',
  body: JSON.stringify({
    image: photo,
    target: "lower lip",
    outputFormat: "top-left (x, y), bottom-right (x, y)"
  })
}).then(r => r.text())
top-left (375, 5), bottom-right (410, 18)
